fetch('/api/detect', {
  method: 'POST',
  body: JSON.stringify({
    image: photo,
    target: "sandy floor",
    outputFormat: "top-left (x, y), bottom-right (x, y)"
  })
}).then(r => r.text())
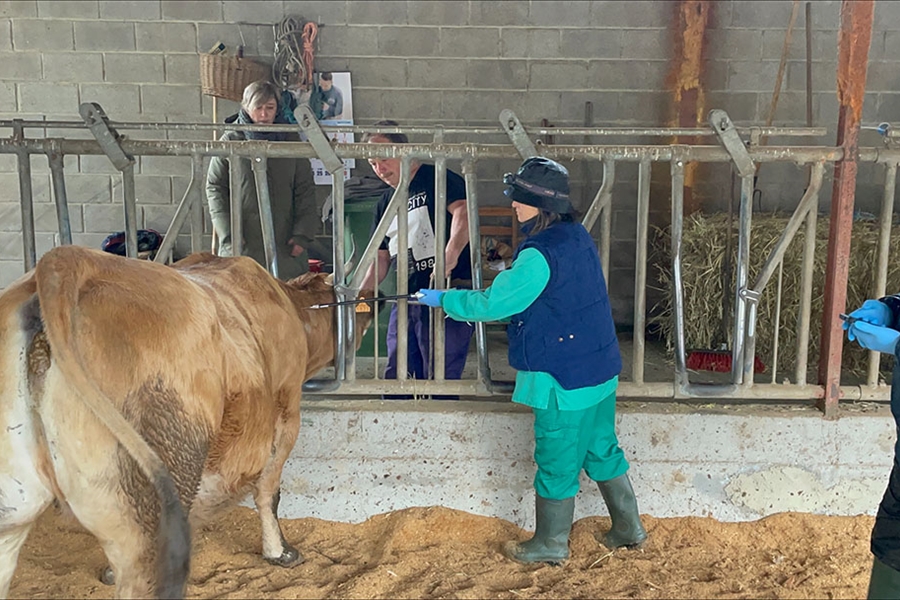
top-left (10, 505), bottom-right (874, 599)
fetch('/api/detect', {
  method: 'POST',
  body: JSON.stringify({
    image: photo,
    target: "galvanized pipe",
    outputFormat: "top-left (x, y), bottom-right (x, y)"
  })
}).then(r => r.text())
top-left (0, 138), bottom-right (861, 163)
top-left (582, 157), bottom-right (614, 232)
top-left (155, 156), bottom-right (200, 264)
top-left (730, 175), bottom-right (755, 385)
top-left (462, 158), bottom-right (492, 389)
top-left (228, 150), bottom-right (243, 258)
top-left (795, 206), bottom-right (818, 385)
top-left (189, 155), bottom-right (204, 253)
top-left (121, 163), bottom-right (138, 258)
top-left (250, 156), bottom-right (279, 279)
top-left (868, 162), bottom-right (898, 385)
top-left (671, 158), bottom-right (690, 390)
top-left (396, 158), bottom-right (413, 383)
top-left (432, 155), bottom-right (448, 382)
top-left (47, 147), bottom-right (72, 246)
top-left (0, 119), bottom-right (829, 138)
top-left (632, 158), bottom-right (651, 384)
top-left (14, 121), bottom-right (36, 271)
top-left (330, 164), bottom-right (354, 383)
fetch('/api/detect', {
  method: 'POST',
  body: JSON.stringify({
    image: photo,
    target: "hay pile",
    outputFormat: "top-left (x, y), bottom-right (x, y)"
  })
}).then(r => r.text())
top-left (650, 212), bottom-right (900, 381)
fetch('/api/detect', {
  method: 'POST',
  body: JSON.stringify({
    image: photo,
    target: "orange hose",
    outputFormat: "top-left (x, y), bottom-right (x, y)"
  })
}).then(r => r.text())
top-left (302, 22), bottom-right (318, 86)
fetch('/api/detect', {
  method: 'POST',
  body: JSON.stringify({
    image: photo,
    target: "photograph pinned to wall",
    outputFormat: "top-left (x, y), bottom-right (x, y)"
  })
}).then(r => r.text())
top-left (309, 71), bottom-right (355, 185)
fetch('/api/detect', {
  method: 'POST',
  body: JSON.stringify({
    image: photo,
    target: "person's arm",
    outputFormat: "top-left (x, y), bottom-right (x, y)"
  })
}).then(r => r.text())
top-left (288, 159), bottom-right (317, 255)
top-left (206, 155), bottom-right (232, 255)
top-left (440, 247), bottom-right (550, 322)
top-left (359, 249), bottom-right (392, 291)
top-left (444, 199), bottom-right (469, 278)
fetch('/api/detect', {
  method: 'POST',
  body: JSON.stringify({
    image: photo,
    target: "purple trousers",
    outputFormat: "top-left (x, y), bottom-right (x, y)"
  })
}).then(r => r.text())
top-left (384, 304), bottom-right (474, 383)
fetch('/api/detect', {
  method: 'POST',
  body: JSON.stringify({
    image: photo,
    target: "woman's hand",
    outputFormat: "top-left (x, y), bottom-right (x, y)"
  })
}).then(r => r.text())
top-left (288, 238), bottom-right (304, 257)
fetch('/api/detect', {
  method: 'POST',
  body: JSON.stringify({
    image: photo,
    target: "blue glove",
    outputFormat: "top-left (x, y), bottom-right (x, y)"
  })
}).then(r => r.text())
top-left (417, 288), bottom-right (444, 308)
top-left (844, 299), bottom-right (893, 330)
top-left (847, 320), bottom-right (900, 354)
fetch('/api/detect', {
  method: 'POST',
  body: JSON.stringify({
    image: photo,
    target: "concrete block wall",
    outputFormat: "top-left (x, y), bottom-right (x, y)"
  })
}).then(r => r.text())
top-left (0, 0), bottom-right (898, 325)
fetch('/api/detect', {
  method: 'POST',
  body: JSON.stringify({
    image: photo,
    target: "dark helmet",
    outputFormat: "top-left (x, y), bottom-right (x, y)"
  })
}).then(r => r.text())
top-left (502, 157), bottom-right (575, 215)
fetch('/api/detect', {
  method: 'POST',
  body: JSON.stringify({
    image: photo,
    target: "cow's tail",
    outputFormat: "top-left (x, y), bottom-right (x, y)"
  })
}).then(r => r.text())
top-left (34, 247), bottom-right (190, 600)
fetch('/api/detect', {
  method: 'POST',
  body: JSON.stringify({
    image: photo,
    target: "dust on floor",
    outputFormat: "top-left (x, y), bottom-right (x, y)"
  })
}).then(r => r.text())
top-left (10, 506), bottom-right (873, 599)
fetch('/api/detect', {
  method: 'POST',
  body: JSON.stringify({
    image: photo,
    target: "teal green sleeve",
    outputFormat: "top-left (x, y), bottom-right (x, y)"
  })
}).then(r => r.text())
top-left (441, 247), bottom-right (550, 322)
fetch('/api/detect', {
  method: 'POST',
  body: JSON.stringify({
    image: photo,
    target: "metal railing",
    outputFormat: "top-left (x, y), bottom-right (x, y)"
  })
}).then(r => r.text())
top-left (3, 105), bottom-right (896, 407)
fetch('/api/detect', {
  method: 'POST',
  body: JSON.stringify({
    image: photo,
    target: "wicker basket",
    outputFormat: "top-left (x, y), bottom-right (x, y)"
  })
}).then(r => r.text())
top-left (199, 54), bottom-right (270, 102)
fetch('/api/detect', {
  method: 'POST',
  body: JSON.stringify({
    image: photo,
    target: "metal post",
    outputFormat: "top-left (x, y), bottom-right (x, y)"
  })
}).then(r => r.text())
top-left (396, 158), bottom-right (412, 382)
top-left (155, 154), bottom-right (202, 263)
top-left (122, 163), bottom-right (138, 258)
top-left (868, 162), bottom-right (898, 386)
top-left (633, 158), bottom-right (651, 384)
top-left (817, 0), bottom-right (875, 418)
top-left (229, 149), bottom-right (244, 258)
top-left (250, 156), bottom-right (279, 278)
top-left (462, 158), bottom-right (491, 389)
top-left (14, 120), bottom-right (36, 270)
top-left (731, 175), bottom-right (755, 384)
top-left (47, 144), bottom-right (72, 246)
top-left (796, 206), bottom-right (817, 385)
top-left (432, 155), bottom-right (447, 381)
top-left (671, 158), bottom-right (689, 390)
top-left (189, 155), bottom-right (204, 253)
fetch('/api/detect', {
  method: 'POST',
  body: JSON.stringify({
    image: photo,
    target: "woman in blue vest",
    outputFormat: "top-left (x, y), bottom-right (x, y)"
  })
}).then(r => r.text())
top-left (418, 157), bottom-right (647, 564)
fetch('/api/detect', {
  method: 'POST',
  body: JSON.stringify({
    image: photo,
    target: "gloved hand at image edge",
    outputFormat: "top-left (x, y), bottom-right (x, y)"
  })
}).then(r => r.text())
top-left (847, 320), bottom-right (900, 355)
top-left (845, 299), bottom-right (893, 330)
top-left (417, 288), bottom-right (445, 308)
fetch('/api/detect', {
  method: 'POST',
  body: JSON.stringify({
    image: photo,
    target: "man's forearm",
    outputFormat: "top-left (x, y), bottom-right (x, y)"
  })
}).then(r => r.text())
top-left (359, 250), bottom-right (391, 290)
top-left (445, 202), bottom-right (470, 263)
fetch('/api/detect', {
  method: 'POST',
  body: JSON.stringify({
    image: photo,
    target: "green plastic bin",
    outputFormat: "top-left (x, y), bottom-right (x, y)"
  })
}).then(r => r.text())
top-left (344, 198), bottom-right (393, 357)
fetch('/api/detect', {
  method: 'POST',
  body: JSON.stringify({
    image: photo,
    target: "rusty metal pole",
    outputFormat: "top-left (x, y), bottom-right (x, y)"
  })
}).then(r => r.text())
top-left (817, 0), bottom-right (874, 418)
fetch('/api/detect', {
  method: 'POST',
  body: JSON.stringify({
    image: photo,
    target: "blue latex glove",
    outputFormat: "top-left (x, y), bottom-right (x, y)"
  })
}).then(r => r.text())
top-left (847, 320), bottom-right (900, 354)
top-left (417, 288), bottom-right (445, 308)
top-left (844, 299), bottom-right (893, 330)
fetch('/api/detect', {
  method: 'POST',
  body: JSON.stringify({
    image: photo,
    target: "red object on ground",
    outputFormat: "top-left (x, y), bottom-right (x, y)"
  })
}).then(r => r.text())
top-left (686, 350), bottom-right (765, 374)
top-left (308, 259), bottom-right (324, 273)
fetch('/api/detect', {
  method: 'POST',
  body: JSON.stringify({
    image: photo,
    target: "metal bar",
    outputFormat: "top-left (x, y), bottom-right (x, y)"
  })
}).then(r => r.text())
top-left (331, 164), bottom-right (355, 383)
top-left (47, 145), bottom-right (72, 246)
top-left (671, 158), bottom-right (690, 390)
top-left (632, 158), bottom-right (651, 384)
top-left (806, 1), bottom-right (814, 128)
top-left (0, 138), bottom-right (861, 163)
top-left (396, 158), bottom-right (412, 382)
top-left (818, 0), bottom-right (875, 418)
top-left (462, 158), bottom-right (492, 389)
top-left (15, 120), bottom-right (36, 271)
top-left (771, 261), bottom-right (784, 384)
top-left (731, 175), bottom-right (755, 385)
top-left (348, 157), bottom-right (412, 292)
top-left (229, 149), bottom-right (243, 257)
top-left (499, 109), bottom-right (538, 158)
top-left (296, 104), bottom-right (345, 174)
top-left (795, 206), bottom-right (817, 385)
top-left (154, 155), bottom-right (200, 264)
top-left (189, 155), bottom-right (204, 253)
top-left (121, 163), bottom-right (138, 258)
top-left (432, 155), bottom-right (447, 382)
top-left (751, 162), bottom-right (826, 294)
top-left (868, 161), bottom-right (898, 386)
top-left (0, 118), bottom-right (829, 138)
top-left (582, 157), bottom-right (615, 234)
top-left (250, 156), bottom-right (279, 278)
top-left (709, 109), bottom-right (756, 177)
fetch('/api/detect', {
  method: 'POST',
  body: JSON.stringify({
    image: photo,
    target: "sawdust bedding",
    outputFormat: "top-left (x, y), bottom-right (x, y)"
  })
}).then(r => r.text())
top-left (11, 504), bottom-right (873, 599)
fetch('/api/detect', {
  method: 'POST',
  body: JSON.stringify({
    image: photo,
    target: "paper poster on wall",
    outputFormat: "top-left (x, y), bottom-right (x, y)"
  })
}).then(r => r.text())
top-left (307, 71), bottom-right (355, 185)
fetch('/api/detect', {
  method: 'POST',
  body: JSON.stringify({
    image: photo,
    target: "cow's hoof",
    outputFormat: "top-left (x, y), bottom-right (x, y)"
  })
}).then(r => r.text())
top-left (265, 545), bottom-right (304, 568)
top-left (99, 566), bottom-right (115, 586)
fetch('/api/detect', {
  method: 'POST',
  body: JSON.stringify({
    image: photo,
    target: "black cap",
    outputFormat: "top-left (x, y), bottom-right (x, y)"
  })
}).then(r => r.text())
top-left (503, 157), bottom-right (575, 214)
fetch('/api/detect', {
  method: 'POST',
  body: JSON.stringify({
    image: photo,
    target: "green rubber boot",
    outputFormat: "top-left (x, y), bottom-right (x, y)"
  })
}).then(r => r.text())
top-left (502, 495), bottom-right (575, 565)
top-left (596, 474), bottom-right (648, 549)
top-left (868, 556), bottom-right (900, 599)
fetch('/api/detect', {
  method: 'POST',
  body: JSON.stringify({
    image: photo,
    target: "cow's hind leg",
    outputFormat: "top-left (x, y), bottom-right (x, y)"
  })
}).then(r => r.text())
top-left (0, 522), bottom-right (38, 597)
top-left (254, 401), bottom-right (303, 567)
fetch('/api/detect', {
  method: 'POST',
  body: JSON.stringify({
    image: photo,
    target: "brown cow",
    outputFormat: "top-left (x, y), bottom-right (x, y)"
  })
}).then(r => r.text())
top-left (0, 246), bottom-right (372, 598)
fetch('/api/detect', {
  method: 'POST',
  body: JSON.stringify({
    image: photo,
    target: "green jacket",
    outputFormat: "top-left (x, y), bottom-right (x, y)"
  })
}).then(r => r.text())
top-left (205, 130), bottom-right (317, 280)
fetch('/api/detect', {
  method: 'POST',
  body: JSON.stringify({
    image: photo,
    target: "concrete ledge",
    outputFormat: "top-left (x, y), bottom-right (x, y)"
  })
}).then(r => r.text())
top-left (272, 399), bottom-right (893, 527)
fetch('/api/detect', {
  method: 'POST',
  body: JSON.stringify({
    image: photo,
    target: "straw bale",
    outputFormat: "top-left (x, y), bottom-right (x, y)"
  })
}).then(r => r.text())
top-left (650, 212), bottom-right (900, 382)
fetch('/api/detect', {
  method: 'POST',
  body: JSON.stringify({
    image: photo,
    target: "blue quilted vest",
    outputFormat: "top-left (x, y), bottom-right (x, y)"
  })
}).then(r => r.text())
top-left (507, 221), bottom-right (622, 390)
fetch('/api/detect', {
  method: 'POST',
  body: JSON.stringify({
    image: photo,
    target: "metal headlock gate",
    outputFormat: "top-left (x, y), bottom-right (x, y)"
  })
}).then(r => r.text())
top-left (3, 104), bottom-right (899, 410)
